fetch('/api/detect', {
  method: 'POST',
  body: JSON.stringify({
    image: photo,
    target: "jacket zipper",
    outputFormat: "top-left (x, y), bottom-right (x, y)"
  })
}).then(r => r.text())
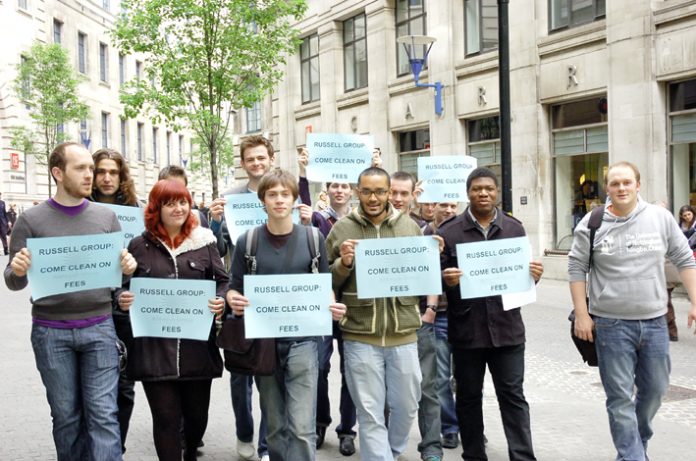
top-left (172, 253), bottom-right (181, 378)
top-left (375, 225), bottom-right (388, 347)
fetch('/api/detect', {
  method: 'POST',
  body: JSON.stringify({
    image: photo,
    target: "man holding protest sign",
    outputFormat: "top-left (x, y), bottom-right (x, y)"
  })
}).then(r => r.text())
top-left (325, 167), bottom-right (426, 461)
top-left (89, 148), bottom-right (141, 453)
top-left (439, 167), bottom-right (543, 461)
top-left (4, 142), bottom-right (137, 461)
top-left (206, 135), bottom-right (277, 460)
top-left (226, 169), bottom-right (346, 461)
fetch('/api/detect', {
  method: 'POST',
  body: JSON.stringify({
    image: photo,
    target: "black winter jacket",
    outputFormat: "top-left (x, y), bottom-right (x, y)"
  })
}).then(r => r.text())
top-left (121, 226), bottom-right (228, 381)
top-left (438, 208), bottom-right (527, 349)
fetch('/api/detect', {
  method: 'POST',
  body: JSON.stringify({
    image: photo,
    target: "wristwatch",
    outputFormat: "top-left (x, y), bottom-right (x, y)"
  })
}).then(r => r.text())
top-left (426, 304), bottom-right (438, 312)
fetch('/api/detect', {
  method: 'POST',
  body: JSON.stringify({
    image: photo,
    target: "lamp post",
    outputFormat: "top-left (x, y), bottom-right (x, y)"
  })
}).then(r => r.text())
top-left (498, 0), bottom-right (512, 213)
top-left (397, 35), bottom-right (444, 116)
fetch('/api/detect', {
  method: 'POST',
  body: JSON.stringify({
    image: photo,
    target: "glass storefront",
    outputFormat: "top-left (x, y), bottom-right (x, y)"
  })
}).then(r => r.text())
top-left (670, 79), bottom-right (696, 213)
top-left (552, 97), bottom-right (608, 250)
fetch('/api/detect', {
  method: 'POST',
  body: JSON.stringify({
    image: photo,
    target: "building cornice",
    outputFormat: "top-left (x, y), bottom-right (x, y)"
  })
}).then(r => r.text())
top-left (537, 20), bottom-right (606, 58)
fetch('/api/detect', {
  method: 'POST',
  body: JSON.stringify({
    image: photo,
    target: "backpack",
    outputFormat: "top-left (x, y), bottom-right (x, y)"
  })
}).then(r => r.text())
top-left (218, 225), bottom-right (321, 375)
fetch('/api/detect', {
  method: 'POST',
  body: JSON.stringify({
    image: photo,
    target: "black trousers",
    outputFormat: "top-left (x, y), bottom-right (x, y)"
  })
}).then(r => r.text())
top-left (452, 344), bottom-right (536, 461)
top-left (142, 379), bottom-right (212, 461)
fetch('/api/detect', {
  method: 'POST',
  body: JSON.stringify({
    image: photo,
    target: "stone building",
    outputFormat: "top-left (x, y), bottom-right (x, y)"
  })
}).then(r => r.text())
top-left (265, 0), bottom-right (696, 278)
top-left (0, 0), bottom-right (212, 210)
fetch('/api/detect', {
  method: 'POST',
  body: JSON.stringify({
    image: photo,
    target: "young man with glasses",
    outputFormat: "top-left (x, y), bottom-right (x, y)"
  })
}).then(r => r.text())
top-left (325, 167), bottom-right (425, 461)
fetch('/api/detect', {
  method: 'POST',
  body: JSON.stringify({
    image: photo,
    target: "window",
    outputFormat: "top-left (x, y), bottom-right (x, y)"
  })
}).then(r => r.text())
top-left (18, 0), bottom-right (28, 10)
top-left (669, 79), bottom-right (696, 214)
top-left (344, 13), bottom-right (368, 92)
top-left (79, 119), bottom-right (89, 148)
top-left (57, 122), bottom-right (64, 139)
top-left (102, 0), bottom-right (110, 12)
top-left (398, 128), bottom-right (430, 175)
top-left (135, 60), bottom-right (142, 81)
top-left (246, 101), bottom-right (262, 133)
top-left (120, 119), bottom-right (127, 158)
top-left (551, 97), bottom-right (608, 250)
top-left (152, 127), bottom-right (159, 164)
top-left (53, 20), bottom-right (63, 45)
top-left (465, 0), bottom-right (498, 56)
top-left (166, 131), bottom-right (172, 165)
top-left (77, 32), bottom-right (87, 74)
top-left (137, 122), bottom-right (144, 161)
top-left (396, 0), bottom-right (427, 76)
top-left (178, 135), bottom-right (184, 165)
top-left (101, 112), bottom-right (110, 148)
top-left (99, 43), bottom-right (108, 82)
top-left (467, 116), bottom-right (501, 180)
top-left (119, 54), bottom-right (126, 86)
top-left (549, 0), bottom-right (606, 32)
top-left (300, 34), bottom-right (320, 103)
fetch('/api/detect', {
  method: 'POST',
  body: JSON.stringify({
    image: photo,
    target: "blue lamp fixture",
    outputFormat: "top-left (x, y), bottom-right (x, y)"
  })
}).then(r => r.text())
top-left (397, 34), bottom-right (443, 116)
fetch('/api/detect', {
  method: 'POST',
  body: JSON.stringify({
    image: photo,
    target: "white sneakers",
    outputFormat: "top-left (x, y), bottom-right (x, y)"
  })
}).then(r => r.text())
top-left (260, 455), bottom-right (270, 461)
top-left (236, 440), bottom-right (256, 460)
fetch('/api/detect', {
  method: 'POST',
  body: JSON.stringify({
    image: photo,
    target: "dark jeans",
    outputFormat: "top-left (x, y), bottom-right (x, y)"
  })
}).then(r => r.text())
top-left (113, 313), bottom-right (135, 453)
top-left (316, 321), bottom-right (357, 437)
top-left (142, 379), bottom-right (213, 461)
top-left (452, 344), bottom-right (535, 461)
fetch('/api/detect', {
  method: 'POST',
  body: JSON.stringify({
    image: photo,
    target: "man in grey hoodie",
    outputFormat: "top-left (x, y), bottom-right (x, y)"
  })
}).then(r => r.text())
top-left (568, 161), bottom-right (696, 461)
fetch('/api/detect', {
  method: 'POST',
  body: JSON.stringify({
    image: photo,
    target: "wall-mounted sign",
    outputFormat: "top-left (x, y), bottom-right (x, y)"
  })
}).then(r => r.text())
top-left (10, 153), bottom-right (20, 170)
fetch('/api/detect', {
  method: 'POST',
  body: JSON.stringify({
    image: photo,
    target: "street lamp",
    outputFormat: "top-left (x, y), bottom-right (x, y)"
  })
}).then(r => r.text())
top-left (397, 35), bottom-right (444, 116)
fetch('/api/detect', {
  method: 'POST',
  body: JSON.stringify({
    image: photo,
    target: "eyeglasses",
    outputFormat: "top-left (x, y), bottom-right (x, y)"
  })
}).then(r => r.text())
top-left (357, 188), bottom-right (389, 198)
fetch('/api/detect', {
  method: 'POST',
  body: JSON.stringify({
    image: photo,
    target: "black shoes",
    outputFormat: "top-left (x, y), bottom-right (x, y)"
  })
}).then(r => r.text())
top-left (339, 435), bottom-right (356, 456)
top-left (316, 426), bottom-right (326, 449)
top-left (442, 432), bottom-right (459, 449)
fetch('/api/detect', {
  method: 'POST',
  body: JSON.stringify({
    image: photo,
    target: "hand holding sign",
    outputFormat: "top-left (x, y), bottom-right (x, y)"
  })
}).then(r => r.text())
top-left (119, 290), bottom-right (135, 311)
top-left (226, 289), bottom-right (249, 316)
top-left (120, 249), bottom-right (137, 275)
top-left (10, 248), bottom-right (31, 277)
top-left (340, 239), bottom-right (358, 268)
top-left (330, 302), bottom-right (347, 321)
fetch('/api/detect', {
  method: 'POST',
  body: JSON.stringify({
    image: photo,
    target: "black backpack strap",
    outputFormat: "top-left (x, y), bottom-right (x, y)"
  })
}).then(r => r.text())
top-left (244, 227), bottom-right (260, 275)
top-left (587, 205), bottom-right (605, 269)
top-left (305, 226), bottom-right (321, 274)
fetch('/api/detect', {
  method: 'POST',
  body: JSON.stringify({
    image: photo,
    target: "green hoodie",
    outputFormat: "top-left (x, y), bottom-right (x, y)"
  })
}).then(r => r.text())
top-left (325, 203), bottom-right (423, 347)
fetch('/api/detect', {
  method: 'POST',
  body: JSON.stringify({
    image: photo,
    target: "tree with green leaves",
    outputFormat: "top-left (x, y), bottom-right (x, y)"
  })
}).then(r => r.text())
top-left (113, 0), bottom-right (307, 198)
top-left (12, 42), bottom-right (89, 196)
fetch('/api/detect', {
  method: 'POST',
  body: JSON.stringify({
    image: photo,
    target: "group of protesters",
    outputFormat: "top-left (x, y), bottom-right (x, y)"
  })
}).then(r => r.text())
top-left (4, 136), bottom-right (696, 461)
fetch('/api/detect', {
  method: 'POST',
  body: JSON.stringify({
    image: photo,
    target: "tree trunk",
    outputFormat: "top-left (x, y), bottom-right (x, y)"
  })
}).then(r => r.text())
top-left (209, 138), bottom-right (218, 199)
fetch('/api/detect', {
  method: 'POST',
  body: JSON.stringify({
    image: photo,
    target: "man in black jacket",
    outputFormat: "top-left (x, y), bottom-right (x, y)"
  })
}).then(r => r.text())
top-left (438, 167), bottom-right (543, 461)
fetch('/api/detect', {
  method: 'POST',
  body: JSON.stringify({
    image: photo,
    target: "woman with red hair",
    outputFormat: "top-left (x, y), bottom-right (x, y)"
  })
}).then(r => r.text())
top-left (116, 179), bottom-right (228, 461)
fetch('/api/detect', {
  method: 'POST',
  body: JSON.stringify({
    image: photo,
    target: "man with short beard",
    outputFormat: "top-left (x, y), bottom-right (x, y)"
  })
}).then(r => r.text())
top-left (5, 142), bottom-right (137, 461)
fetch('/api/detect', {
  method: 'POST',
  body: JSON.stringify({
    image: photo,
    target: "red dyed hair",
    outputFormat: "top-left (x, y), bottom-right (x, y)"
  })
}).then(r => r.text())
top-left (145, 180), bottom-right (196, 249)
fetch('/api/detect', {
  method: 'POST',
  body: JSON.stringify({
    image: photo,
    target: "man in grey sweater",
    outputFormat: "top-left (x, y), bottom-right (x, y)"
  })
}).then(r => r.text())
top-left (5, 142), bottom-right (137, 461)
top-left (568, 161), bottom-right (696, 461)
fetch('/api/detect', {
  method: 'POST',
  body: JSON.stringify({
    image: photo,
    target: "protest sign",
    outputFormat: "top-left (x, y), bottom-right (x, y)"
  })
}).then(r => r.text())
top-left (244, 273), bottom-right (332, 338)
top-left (306, 133), bottom-right (373, 183)
top-left (94, 202), bottom-right (145, 246)
top-left (355, 236), bottom-right (442, 298)
top-left (417, 155), bottom-right (477, 203)
top-left (456, 236), bottom-right (532, 299)
top-left (129, 278), bottom-right (216, 341)
top-left (223, 194), bottom-right (300, 244)
top-left (26, 232), bottom-right (123, 300)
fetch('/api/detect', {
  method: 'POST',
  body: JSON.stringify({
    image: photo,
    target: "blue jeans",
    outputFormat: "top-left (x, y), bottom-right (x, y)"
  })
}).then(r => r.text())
top-left (257, 340), bottom-right (318, 461)
top-left (595, 316), bottom-right (671, 461)
top-left (230, 372), bottom-right (268, 456)
top-left (31, 320), bottom-right (122, 461)
top-left (434, 313), bottom-right (458, 435)
top-left (344, 340), bottom-right (421, 461)
top-left (316, 321), bottom-right (357, 436)
top-left (417, 322), bottom-right (443, 458)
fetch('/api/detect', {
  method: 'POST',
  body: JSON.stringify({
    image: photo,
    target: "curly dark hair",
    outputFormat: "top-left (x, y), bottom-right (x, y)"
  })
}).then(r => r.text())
top-left (92, 148), bottom-right (139, 206)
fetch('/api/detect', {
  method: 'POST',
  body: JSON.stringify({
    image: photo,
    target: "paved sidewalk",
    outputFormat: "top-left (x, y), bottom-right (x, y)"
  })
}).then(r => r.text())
top-left (1, 261), bottom-right (694, 460)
